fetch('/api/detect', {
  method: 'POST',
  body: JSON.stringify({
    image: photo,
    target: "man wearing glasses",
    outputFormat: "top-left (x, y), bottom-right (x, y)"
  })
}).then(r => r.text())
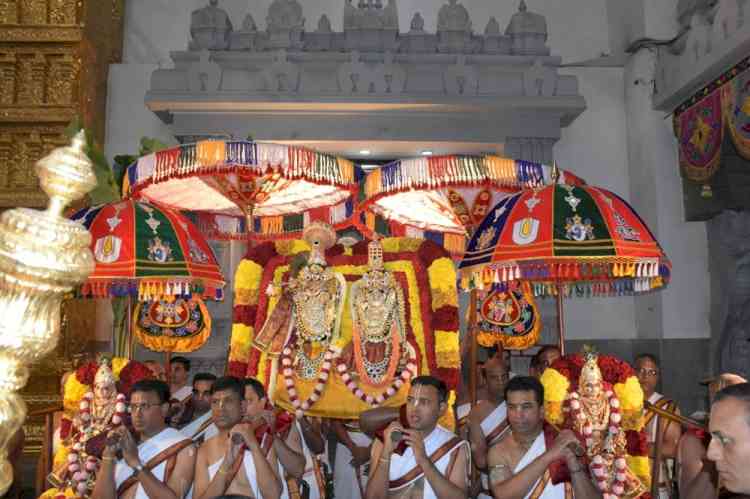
top-left (93, 379), bottom-right (196, 499)
top-left (466, 355), bottom-right (511, 499)
top-left (635, 353), bottom-right (682, 499)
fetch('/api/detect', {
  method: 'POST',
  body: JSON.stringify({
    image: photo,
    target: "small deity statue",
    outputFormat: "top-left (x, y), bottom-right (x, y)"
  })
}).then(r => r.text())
top-left (189, 0), bottom-right (233, 50)
top-left (49, 360), bottom-right (128, 497)
top-left (242, 12), bottom-right (258, 31)
top-left (568, 351), bottom-right (646, 498)
top-left (437, 0), bottom-right (472, 32)
top-left (344, 0), bottom-right (357, 29)
top-left (484, 16), bottom-right (500, 35)
top-left (317, 14), bottom-right (332, 33)
top-left (266, 0), bottom-right (305, 31)
top-left (347, 239), bottom-right (408, 386)
top-left (382, 0), bottom-right (398, 29)
top-left (409, 12), bottom-right (425, 32)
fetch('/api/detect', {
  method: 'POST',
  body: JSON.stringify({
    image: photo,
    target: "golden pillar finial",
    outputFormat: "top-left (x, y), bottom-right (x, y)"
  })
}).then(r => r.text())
top-left (0, 131), bottom-right (95, 494)
top-left (551, 160), bottom-right (560, 184)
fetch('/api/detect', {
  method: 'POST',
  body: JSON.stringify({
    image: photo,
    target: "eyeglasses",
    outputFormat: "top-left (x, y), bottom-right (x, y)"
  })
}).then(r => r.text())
top-left (637, 368), bottom-right (658, 377)
top-left (130, 402), bottom-right (162, 412)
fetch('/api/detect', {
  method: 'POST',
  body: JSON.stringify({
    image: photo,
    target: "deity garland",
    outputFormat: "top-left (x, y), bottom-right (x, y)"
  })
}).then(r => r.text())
top-left (338, 239), bottom-right (418, 406)
top-left (541, 349), bottom-right (649, 499)
top-left (273, 222), bottom-right (346, 416)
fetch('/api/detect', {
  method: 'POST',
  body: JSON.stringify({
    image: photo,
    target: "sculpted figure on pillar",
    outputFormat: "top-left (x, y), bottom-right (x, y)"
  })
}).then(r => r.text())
top-left (189, 0), bottom-right (233, 50)
top-left (437, 0), bottom-right (472, 32)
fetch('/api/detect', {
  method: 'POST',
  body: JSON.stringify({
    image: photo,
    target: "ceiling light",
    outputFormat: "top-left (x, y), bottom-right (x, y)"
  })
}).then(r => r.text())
top-left (421, 150), bottom-right (433, 156)
top-left (359, 149), bottom-right (371, 155)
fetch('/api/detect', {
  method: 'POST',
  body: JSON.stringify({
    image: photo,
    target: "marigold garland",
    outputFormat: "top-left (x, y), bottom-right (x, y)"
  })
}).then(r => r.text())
top-left (229, 237), bottom-right (460, 417)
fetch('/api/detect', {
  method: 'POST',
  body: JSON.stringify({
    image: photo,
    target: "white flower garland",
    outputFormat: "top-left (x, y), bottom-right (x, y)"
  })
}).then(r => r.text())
top-left (566, 389), bottom-right (626, 499)
top-left (337, 348), bottom-right (417, 407)
top-left (281, 345), bottom-right (338, 418)
top-left (67, 392), bottom-right (127, 497)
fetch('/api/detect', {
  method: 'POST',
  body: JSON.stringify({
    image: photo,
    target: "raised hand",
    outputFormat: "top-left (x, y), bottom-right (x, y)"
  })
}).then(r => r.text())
top-left (402, 429), bottom-right (428, 464)
top-left (118, 427), bottom-right (141, 468)
top-left (549, 429), bottom-right (581, 461)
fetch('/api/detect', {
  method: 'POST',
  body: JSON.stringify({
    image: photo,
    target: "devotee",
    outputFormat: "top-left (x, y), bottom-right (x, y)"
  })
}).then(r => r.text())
top-left (536, 345), bottom-right (561, 373)
top-left (92, 379), bottom-right (196, 499)
top-left (177, 372), bottom-right (218, 442)
top-left (635, 353), bottom-right (682, 498)
top-left (170, 356), bottom-right (194, 403)
top-left (528, 353), bottom-right (543, 378)
top-left (679, 373), bottom-right (747, 499)
top-left (193, 376), bottom-right (282, 499)
top-left (488, 376), bottom-right (601, 499)
top-left (706, 383), bottom-right (750, 497)
top-left (333, 418), bottom-right (372, 499)
top-left (242, 377), bottom-right (310, 497)
top-left (467, 355), bottom-right (510, 499)
top-left (365, 375), bottom-right (469, 499)
top-left (144, 360), bottom-right (167, 382)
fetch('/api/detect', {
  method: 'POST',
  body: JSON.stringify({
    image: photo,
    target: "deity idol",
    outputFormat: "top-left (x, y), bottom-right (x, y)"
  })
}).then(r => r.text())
top-left (568, 352), bottom-right (646, 498)
top-left (50, 359), bottom-right (128, 497)
top-left (255, 222), bottom-right (346, 414)
top-left (347, 239), bottom-right (409, 386)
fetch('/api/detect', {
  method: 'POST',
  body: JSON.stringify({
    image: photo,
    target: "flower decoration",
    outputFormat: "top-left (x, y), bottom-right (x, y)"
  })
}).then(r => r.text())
top-left (63, 357), bottom-right (153, 412)
top-left (541, 351), bottom-right (650, 497)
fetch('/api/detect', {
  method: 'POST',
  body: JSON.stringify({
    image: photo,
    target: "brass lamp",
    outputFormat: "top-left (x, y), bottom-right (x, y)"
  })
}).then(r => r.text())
top-left (0, 130), bottom-right (95, 494)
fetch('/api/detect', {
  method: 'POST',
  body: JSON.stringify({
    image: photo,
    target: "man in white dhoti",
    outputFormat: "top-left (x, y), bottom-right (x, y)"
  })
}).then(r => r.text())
top-left (366, 375), bottom-right (470, 499)
top-left (170, 357), bottom-right (194, 403)
top-left (333, 419), bottom-right (372, 498)
top-left (635, 353), bottom-right (681, 499)
top-left (92, 379), bottom-right (196, 499)
top-left (488, 376), bottom-right (600, 499)
top-left (468, 355), bottom-right (511, 499)
top-left (193, 376), bottom-right (282, 499)
top-left (177, 373), bottom-right (218, 443)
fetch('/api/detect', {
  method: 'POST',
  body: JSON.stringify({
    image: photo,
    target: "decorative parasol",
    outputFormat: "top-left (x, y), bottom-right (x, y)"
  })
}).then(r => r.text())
top-left (71, 199), bottom-right (225, 358)
top-left (358, 155), bottom-right (586, 256)
top-left (123, 140), bottom-right (361, 240)
top-left (459, 182), bottom-right (671, 351)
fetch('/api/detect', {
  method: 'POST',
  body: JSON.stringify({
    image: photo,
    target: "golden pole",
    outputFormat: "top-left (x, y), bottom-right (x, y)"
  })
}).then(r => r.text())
top-left (0, 131), bottom-right (95, 494)
top-left (468, 288), bottom-right (478, 406)
top-left (555, 285), bottom-right (565, 356)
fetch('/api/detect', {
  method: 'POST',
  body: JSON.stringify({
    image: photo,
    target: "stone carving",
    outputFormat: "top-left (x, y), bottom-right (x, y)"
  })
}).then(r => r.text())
top-left (677, 0), bottom-right (718, 28)
top-left (242, 13), bottom-right (257, 31)
top-left (343, 0), bottom-right (398, 51)
top-left (709, 210), bottom-right (750, 380)
top-left (189, 0), bottom-right (233, 51)
top-left (317, 14), bottom-right (332, 33)
top-left (445, 54), bottom-right (477, 94)
top-left (409, 12), bottom-right (424, 32)
top-left (523, 59), bottom-right (555, 96)
top-left (187, 51), bottom-right (221, 92)
top-left (266, 0), bottom-right (305, 49)
top-left (437, 0), bottom-right (472, 32)
top-left (267, 0), bottom-right (305, 31)
top-left (484, 16), bottom-right (500, 35)
top-left (505, 0), bottom-right (549, 55)
top-left (654, 0), bottom-right (748, 111)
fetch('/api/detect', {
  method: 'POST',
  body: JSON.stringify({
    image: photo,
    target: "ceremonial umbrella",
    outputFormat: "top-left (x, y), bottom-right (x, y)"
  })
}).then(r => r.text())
top-left (358, 155), bottom-right (586, 256)
top-left (458, 182), bottom-right (671, 353)
top-left (71, 199), bottom-right (226, 360)
top-left (122, 140), bottom-right (361, 241)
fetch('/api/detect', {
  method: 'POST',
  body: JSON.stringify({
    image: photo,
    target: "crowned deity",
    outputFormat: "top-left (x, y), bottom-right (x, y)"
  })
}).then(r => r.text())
top-left (49, 359), bottom-right (128, 497)
top-left (347, 239), bottom-right (409, 387)
top-left (568, 351), bottom-right (646, 498)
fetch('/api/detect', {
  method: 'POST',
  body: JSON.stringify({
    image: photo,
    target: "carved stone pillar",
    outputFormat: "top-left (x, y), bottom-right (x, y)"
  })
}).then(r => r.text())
top-left (708, 210), bottom-right (750, 379)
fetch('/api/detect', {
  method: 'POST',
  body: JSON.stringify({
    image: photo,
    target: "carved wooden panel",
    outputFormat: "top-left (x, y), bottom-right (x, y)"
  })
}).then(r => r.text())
top-left (0, 0), bottom-right (124, 208)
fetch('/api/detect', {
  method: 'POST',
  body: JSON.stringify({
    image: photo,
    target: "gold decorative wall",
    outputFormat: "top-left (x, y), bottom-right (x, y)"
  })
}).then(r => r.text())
top-left (0, 0), bottom-right (124, 208)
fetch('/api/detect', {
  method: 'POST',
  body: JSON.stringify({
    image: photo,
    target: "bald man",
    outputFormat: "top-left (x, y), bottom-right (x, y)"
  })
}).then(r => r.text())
top-left (466, 355), bottom-right (511, 498)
